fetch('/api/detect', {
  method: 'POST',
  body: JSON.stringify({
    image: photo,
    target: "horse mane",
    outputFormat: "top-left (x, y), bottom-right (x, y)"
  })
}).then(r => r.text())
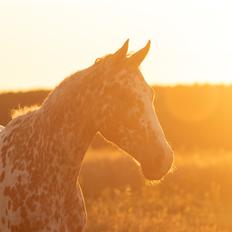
top-left (11, 105), bottom-right (40, 119)
top-left (95, 51), bottom-right (134, 64)
top-left (11, 50), bottom-right (136, 119)
top-left (95, 54), bottom-right (113, 64)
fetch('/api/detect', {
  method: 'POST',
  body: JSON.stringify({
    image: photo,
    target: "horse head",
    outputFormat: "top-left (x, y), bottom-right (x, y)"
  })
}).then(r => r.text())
top-left (97, 40), bottom-right (174, 180)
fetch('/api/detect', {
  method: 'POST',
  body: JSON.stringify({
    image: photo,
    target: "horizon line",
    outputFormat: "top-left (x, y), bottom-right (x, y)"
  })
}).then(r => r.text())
top-left (1, 82), bottom-right (232, 93)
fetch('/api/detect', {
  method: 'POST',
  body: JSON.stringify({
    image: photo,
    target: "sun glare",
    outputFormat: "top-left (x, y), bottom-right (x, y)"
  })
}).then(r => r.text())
top-left (0, 0), bottom-right (232, 89)
top-left (1, 2), bottom-right (232, 231)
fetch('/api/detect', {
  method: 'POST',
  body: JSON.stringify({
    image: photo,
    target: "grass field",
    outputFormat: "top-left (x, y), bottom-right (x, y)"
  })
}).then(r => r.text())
top-left (79, 148), bottom-right (232, 232)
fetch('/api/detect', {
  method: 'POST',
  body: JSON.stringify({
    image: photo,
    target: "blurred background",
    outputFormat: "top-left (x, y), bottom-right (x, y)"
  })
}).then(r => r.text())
top-left (1, 0), bottom-right (232, 231)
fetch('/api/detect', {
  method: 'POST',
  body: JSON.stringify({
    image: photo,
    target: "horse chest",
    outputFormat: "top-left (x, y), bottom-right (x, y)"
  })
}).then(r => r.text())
top-left (0, 141), bottom-right (86, 232)
top-left (0, 166), bottom-right (86, 231)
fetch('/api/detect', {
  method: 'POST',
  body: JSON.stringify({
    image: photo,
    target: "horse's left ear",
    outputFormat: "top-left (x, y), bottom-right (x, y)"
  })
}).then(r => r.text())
top-left (113, 39), bottom-right (129, 61)
top-left (127, 40), bottom-right (151, 66)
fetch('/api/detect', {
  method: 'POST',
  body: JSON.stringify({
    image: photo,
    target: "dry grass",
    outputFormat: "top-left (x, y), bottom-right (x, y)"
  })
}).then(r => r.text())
top-left (79, 149), bottom-right (232, 232)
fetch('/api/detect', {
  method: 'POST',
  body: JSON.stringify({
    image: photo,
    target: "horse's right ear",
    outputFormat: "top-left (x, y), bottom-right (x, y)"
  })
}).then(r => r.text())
top-left (113, 39), bottom-right (129, 62)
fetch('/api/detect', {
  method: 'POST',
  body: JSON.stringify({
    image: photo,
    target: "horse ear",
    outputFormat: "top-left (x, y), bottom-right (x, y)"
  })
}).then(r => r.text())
top-left (127, 40), bottom-right (150, 66)
top-left (113, 39), bottom-right (129, 61)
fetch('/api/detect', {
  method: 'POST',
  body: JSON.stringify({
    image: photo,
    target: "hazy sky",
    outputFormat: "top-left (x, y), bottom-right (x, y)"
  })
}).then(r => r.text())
top-left (0, 0), bottom-right (232, 90)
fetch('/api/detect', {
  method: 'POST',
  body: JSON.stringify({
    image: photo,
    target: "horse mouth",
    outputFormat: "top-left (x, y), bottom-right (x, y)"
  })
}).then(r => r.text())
top-left (140, 155), bottom-right (173, 181)
top-left (141, 167), bottom-right (167, 181)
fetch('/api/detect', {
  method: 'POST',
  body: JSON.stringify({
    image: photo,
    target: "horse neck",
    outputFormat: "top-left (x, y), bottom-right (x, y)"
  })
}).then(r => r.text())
top-left (38, 68), bottom-right (103, 179)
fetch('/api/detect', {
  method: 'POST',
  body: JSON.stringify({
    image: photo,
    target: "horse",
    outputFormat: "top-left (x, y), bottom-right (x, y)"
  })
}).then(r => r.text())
top-left (0, 125), bottom-right (4, 133)
top-left (0, 40), bottom-right (173, 231)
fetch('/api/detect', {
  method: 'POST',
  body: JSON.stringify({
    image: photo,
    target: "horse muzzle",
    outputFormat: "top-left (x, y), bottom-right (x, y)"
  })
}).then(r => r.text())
top-left (141, 147), bottom-right (174, 181)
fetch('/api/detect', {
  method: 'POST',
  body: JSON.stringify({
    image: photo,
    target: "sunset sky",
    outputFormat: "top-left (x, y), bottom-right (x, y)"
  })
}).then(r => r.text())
top-left (0, 0), bottom-right (232, 90)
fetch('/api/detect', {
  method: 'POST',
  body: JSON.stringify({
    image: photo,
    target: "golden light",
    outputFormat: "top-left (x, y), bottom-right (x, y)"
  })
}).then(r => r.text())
top-left (0, 0), bottom-right (232, 90)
